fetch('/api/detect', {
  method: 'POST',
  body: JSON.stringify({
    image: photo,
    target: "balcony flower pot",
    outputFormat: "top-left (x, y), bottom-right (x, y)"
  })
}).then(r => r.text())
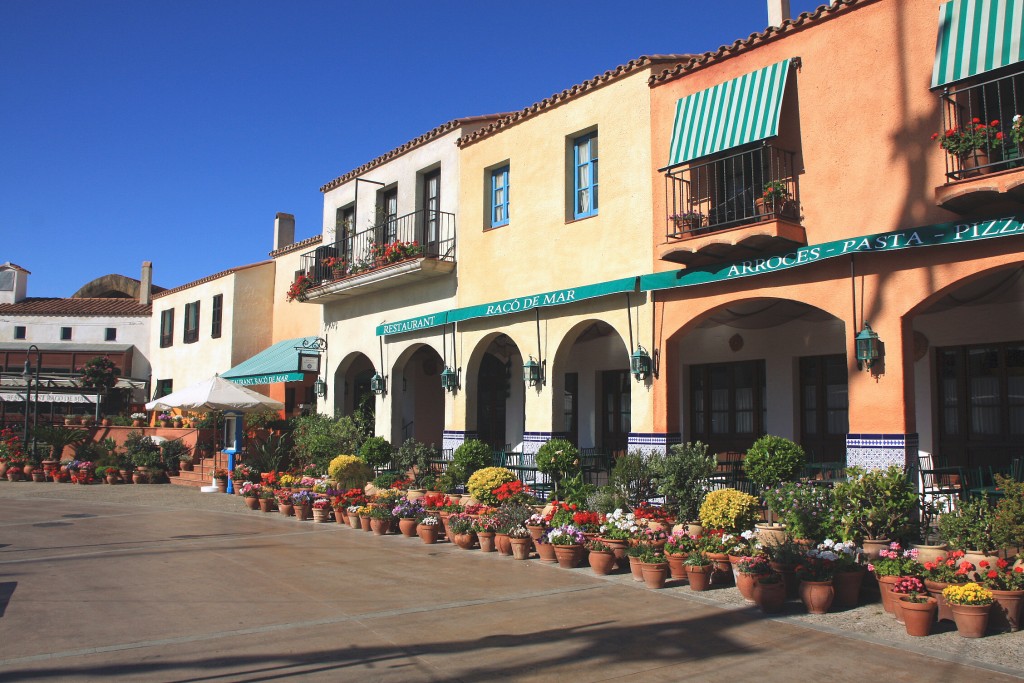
top-left (899, 596), bottom-right (938, 637)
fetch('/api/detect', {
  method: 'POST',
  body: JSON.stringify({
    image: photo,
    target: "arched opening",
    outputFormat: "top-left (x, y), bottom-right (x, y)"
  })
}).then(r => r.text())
top-left (551, 320), bottom-right (631, 455)
top-left (909, 264), bottom-right (1024, 469)
top-left (393, 344), bottom-right (445, 447)
top-left (334, 352), bottom-right (376, 419)
top-left (470, 334), bottom-right (524, 450)
top-left (669, 298), bottom-right (847, 461)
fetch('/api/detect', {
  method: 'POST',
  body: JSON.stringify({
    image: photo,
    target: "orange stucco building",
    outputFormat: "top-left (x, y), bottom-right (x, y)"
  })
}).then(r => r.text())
top-left (644, 0), bottom-right (1024, 469)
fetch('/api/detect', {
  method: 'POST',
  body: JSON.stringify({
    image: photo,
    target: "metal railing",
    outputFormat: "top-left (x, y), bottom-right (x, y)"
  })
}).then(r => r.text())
top-left (664, 144), bottom-right (799, 239)
top-left (300, 208), bottom-right (456, 286)
top-left (938, 69), bottom-right (1024, 181)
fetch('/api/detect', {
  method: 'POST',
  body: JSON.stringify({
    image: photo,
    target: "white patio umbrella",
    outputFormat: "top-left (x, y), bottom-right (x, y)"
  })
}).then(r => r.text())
top-left (145, 375), bottom-right (283, 493)
top-left (145, 375), bottom-right (283, 413)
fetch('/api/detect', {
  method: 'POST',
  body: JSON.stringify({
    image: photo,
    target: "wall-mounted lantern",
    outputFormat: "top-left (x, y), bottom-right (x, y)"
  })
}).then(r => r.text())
top-left (631, 345), bottom-right (653, 382)
top-left (440, 365), bottom-right (460, 393)
top-left (523, 355), bottom-right (545, 387)
top-left (855, 323), bottom-right (882, 370)
top-left (370, 372), bottom-right (387, 396)
top-left (313, 377), bottom-right (327, 398)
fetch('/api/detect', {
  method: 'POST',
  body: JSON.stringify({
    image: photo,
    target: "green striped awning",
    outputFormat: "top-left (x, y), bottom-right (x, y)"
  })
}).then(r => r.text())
top-left (932, 0), bottom-right (1024, 88)
top-left (667, 59), bottom-right (791, 167)
top-left (221, 336), bottom-right (316, 386)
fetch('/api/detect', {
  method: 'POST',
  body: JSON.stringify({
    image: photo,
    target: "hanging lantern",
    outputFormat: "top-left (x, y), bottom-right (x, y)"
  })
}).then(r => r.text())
top-left (370, 372), bottom-right (387, 395)
top-left (313, 377), bottom-right (327, 398)
top-left (855, 323), bottom-right (881, 370)
top-left (631, 345), bottom-right (653, 382)
top-left (440, 366), bottom-right (459, 392)
top-left (523, 356), bottom-right (543, 387)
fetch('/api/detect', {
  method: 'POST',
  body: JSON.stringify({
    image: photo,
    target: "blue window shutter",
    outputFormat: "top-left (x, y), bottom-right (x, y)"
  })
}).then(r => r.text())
top-left (573, 133), bottom-right (598, 219)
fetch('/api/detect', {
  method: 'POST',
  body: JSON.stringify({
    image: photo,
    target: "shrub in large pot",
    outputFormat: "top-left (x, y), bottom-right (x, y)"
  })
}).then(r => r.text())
top-left (358, 436), bottom-right (393, 472)
top-left (535, 438), bottom-right (581, 499)
top-left (698, 488), bottom-right (760, 535)
top-left (938, 497), bottom-right (997, 558)
top-left (832, 465), bottom-right (917, 545)
top-left (744, 435), bottom-right (805, 492)
top-left (655, 441), bottom-right (716, 524)
top-left (327, 454), bottom-right (372, 490)
top-left (393, 438), bottom-right (439, 487)
top-left (448, 439), bottom-right (493, 486)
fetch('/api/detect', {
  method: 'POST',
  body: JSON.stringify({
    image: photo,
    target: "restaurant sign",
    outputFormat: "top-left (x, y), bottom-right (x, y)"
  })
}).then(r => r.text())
top-left (640, 216), bottom-right (1024, 292)
top-left (225, 372), bottom-right (304, 386)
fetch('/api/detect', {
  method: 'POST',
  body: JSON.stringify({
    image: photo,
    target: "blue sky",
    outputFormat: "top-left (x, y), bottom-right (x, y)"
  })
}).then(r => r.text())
top-left (1, 0), bottom-right (827, 297)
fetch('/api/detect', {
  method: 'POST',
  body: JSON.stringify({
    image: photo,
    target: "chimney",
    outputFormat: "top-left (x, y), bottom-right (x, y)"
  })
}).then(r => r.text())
top-left (140, 261), bottom-right (152, 306)
top-left (274, 212), bottom-right (296, 251)
top-left (767, 0), bottom-right (791, 27)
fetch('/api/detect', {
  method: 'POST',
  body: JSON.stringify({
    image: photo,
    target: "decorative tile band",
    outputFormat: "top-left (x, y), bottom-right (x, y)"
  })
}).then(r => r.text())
top-left (846, 433), bottom-right (918, 470)
top-left (442, 430), bottom-right (476, 452)
top-left (627, 432), bottom-right (681, 455)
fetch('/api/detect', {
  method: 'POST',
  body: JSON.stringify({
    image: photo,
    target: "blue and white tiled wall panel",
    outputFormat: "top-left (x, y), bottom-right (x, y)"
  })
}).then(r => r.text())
top-left (846, 433), bottom-right (918, 470)
top-left (442, 430), bottom-right (476, 452)
top-left (627, 432), bottom-right (682, 455)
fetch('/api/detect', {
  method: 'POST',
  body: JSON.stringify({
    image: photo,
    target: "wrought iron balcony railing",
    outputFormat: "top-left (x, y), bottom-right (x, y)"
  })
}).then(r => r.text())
top-left (937, 68), bottom-right (1024, 181)
top-left (664, 144), bottom-right (799, 240)
top-left (299, 208), bottom-right (456, 286)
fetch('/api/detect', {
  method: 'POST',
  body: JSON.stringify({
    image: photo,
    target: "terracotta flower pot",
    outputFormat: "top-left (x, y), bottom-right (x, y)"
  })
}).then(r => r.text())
top-left (495, 533), bottom-right (512, 556)
top-left (800, 580), bottom-right (835, 615)
top-left (588, 550), bottom-right (616, 575)
top-left (877, 575), bottom-right (901, 614)
top-left (535, 542), bottom-right (556, 563)
top-left (666, 553), bottom-right (688, 580)
top-left (244, 496), bottom-right (259, 510)
top-left (398, 518), bottom-right (418, 537)
top-left (685, 565), bottom-right (712, 592)
top-left (753, 579), bottom-right (786, 613)
top-left (258, 498), bottom-right (274, 513)
top-left (990, 589), bottom-right (1024, 633)
top-left (360, 515), bottom-right (373, 531)
top-left (736, 571), bottom-right (758, 603)
top-left (526, 524), bottom-right (546, 541)
top-left (452, 532), bottom-right (476, 550)
top-left (510, 537), bottom-right (532, 560)
top-left (417, 524), bottom-right (439, 544)
top-left (312, 507), bottom-right (331, 523)
top-left (348, 514), bottom-right (361, 529)
top-left (899, 596), bottom-right (938, 637)
top-left (769, 562), bottom-right (798, 599)
top-left (279, 503), bottom-right (294, 517)
top-left (925, 579), bottom-right (954, 622)
top-left (294, 504), bottom-right (311, 521)
top-left (478, 531), bottom-right (496, 553)
top-left (369, 518), bottom-right (391, 535)
top-left (861, 539), bottom-right (891, 561)
top-left (553, 544), bottom-right (583, 569)
top-left (628, 555), bottom-right (645, 582)
top-left (333, 507), bottom-right (347, 524)
top-left (601, 538), bottom-right (628, 569)
top-left (950, 603), bottom-right (992, 638)
top-left (641, 562), bottom-right (669, 589)
top-left (832, 567), bottom-right (865, 609)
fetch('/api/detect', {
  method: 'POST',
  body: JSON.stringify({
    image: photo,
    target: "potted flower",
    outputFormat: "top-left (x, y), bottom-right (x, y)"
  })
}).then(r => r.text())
top-left (868, 542), bottom-right (922, 617)
top-left (257, 487), bottom-right (276, 512)
top-left (943, 582), bottom-right (994, 638)
top-left (446, 512), bottom-right (477, 549)
top-left (393, 498), bottom-right (426, 537)
top-left (756, 180), bottom-right (794, 218)
top-left (473, 513), bottom-right (500, 552)
top-left (664, 530), bottom-right (695, 579)
top-left (668, 210), bottom-right (705, 236)
top-left (507, 525), bottom-right (533, 559)
top-left (831, 466), bottom-right (917, 557)
top-left (735, 554), bottom-right (771, 603)
top-left (752, 571), bottom-right (786, 613)
top-left (157, 412), bottom-right (172, 428)
top-left (893, 576), bottom-right (937, 637)
top-left (239, 482), bottom-right (262, 509)
top-left (796, 550), bottom-right (836, 614)
top-left (978, 557), bottom-right (1024, 633)
top-left (546, 524), bottom-right (586, 569)
top-left (638, 547), bottom-right (669, 589)
top-left (586, 538), bottom-right (617, 575)
top-left (932, 118), bottom-right (1004, 174)
top-left (285, 274), bottom-right (313, 302)
top-left (130, 412), bottom-right (146, 427)
top-left (937, 497), bottom-right (999, 569)
top-left (818, 539), bottom-right (865, 609)
top-left (417, 514), bottom-right (440, 544)
top-left (683, 552), bottom-right (713, 592)
top-left (921, 550), bottom-right (972, 622)
top-left (698, 488), bottom-right (759, 535)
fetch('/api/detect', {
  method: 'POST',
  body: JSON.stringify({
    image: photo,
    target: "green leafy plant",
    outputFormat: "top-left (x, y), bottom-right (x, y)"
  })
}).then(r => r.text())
top-left (32, 426), bottom-right (88, 461)
top-left (393, 439), bottom-right (438, 485)
top-left (534, 438), bottom-right (581, 497)
top-left (762, 481), bottom-right (835, 540)
top-left (246, 433), bottom-right (292, 474)
top-left (992, 475), bottom-right (1024, 551)
top-left (448, 439), bottom-right (493, 485)
top-left (932, 118), bottom-right (1003, 157)
top-left (656, 441), bottom-right (716, 522)
top-left (327, 454), bottom-right (372, 488)
top-left (359, 436), bottom-right (393, 470)
top-left (609, 450), bottom-right (664, 508)
top-left (160, 439), bottom-right (192, 468)
top-left (831, 466), bottom-right (917, 542)
top-left (938, 497), bottom-right (997, 552)
top-left (244, 409), bottom-right (280, 431)
top-left (744, 435), bottom-right (805, 490)
top-left (124, 431), bottom-right (162, 469)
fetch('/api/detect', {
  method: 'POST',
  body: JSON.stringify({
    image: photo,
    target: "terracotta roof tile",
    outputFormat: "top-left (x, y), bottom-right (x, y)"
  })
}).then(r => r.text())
top-left (319, 114), bottom-right (508, 193)
top-left (648, 0), bottom-right (871, 85)
top-left (152, 260), bottom-right (273, 300)
top-left (0, 298), bottom-right (152, 317)
top-left (269, 234), bottom-right (322, 258)
top-left (456, 55), bottom-right (694, 148)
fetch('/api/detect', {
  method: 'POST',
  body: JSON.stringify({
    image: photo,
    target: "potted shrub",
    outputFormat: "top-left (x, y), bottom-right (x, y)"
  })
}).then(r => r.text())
top-left (796, 550), bottom-right (836, 614)
top-left (655, 441), bottom-right (716, 526)
top-left (762, 481), bottom-right (833, 541)
top-left (744, 435), bottom-right (805, 492)
top-left (393, 438), bottom-right (437, 490)
top-left (870, 542), bottom-right (923, 617)
top-left (938, 497), bottom-right (998, 568)
top-left (683, 552), bottom-right (713, 592)
top-left (831, 466), bottom-right (917, 555)
top-left (448, 439), bottom-right (494, 486)
top-left (698, 488), bottom-right (759, 535)
top-left (466, 467), bottom-right (516, 506)
top-left (328, 454), bottom-right (373, 490)
top-left (358, 437), bottom-right (393, 473)
top-left (535, 438), bottom-right (581, 499)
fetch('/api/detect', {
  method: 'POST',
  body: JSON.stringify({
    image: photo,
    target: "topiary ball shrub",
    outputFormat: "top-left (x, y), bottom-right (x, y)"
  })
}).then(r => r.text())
top-left (744, 435), bottom-right (806, 490)
top-left (450, 439), bottom-right (494, 484)
top-left (698, 488), bottom-right (760, 534)
top-left (359, 436), bottom-right (393, 469)
top-left (535, 438), bottom-right (581, 483)
top-left (327, 454), bottom-right (372, 489)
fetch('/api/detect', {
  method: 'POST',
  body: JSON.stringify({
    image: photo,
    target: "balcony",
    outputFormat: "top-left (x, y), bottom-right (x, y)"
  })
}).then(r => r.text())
top-left (934, 68), bottom-right (1024, 214)
top-left (660, 144), bottom-right (805, 267)
top-left (296, 209), bottom-right (456, 302)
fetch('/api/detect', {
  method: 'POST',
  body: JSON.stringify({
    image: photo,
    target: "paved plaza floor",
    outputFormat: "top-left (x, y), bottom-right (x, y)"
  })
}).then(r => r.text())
top-left (0, 483), bottom-right (1021, 682)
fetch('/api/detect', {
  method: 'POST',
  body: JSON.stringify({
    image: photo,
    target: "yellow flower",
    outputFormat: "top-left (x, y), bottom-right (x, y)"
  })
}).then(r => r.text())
top-left (942, 582), bottom-right (994, 605)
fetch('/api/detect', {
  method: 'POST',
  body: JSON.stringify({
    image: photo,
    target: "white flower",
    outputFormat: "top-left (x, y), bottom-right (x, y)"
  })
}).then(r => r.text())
top-left (819, 551), bottom-right (838, 561)
top-left (740, 530), bottom-right (754, 540)
top-left (822, 538), bottom-right (834, 548)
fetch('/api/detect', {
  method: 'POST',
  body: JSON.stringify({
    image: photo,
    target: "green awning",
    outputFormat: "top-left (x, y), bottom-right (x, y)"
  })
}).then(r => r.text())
top-left (932, 0), bottom-right (1024, 88)
top-left (667, 59), bottom-right (791, 167)
top-left (221, 336), bottom-right (316, 386)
